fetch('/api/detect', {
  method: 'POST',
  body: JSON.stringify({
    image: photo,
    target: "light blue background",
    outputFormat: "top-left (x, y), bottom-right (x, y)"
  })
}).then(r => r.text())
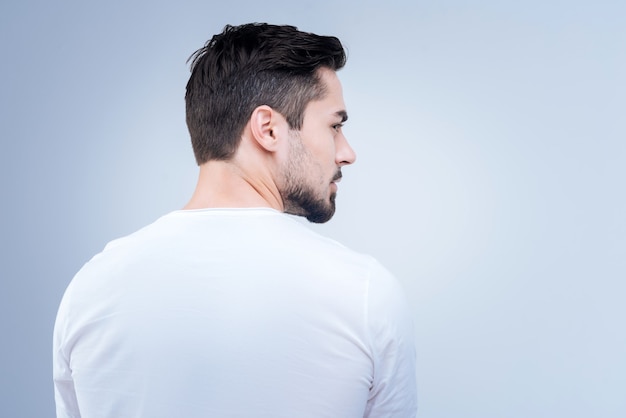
top-left (1, 0), bottom-right (624, 416)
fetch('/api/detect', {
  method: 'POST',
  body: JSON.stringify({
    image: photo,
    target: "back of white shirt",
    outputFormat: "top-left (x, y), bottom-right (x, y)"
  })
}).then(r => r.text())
top-left (53, 209), bottom-right (416, 417)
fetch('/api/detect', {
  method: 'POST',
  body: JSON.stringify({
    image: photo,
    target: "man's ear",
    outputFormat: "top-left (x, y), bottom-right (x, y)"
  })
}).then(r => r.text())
top-left (249, 105), bottom-right (287, 152)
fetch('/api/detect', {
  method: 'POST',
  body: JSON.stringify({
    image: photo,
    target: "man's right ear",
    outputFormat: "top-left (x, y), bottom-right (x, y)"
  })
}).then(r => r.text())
top-left (249, 105), bottom-right (288, 152)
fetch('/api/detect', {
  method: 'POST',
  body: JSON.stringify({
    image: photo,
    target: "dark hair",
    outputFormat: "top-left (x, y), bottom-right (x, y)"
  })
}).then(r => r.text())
top-left (185, 23), bottom-right (347, 164)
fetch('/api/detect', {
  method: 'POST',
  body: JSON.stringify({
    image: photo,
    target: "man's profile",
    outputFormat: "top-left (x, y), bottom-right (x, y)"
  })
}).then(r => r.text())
top-left (53, 23), bottom-right (417, 417)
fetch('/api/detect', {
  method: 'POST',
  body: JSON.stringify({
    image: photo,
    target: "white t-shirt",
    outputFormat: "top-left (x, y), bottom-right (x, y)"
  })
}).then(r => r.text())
top-left (53, 208), bottom-right (417, 417)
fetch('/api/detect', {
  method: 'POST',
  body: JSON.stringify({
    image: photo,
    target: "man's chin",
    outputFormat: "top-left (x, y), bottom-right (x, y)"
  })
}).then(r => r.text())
top-left (283, 205), bottom-right (334, 223)
top-left (304, 198), bottom-right (336, 224)
top-left (305, 209), bottom-right (334, 224)
top-left (283, 191), bottom-right (336, 223)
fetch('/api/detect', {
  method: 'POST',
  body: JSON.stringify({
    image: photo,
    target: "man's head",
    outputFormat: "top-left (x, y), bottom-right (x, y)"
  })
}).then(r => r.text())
top-left (185, 23), bottom-right (355, 223)
top-left (185, 23), bottom-right (347, 164)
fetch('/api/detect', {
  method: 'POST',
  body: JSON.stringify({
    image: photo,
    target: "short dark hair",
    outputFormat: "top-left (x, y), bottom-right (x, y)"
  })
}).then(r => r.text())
top-left (185, 23), bottom-right (347, 164)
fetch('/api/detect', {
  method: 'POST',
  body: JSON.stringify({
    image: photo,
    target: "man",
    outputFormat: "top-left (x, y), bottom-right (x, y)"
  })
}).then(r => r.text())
top-left (53, 23), bottom-right (417, 417)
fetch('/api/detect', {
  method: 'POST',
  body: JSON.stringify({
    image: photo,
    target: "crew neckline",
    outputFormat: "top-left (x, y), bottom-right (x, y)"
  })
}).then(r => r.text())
top-left (170, 207), bottom-right (283, 216)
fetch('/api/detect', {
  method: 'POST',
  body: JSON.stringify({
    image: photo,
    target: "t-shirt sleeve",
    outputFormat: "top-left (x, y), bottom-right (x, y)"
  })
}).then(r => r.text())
top-left (53, 291), bottom-right (82, 418)
top-left (364, 260), bottom-right (417, 417)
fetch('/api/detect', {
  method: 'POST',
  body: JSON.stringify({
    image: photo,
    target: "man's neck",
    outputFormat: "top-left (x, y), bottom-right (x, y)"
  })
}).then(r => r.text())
top-left (183, 159), bottom-right (284, 211)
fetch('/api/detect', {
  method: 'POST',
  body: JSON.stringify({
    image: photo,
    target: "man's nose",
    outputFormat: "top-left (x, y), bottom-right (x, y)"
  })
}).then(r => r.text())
top-left (336, 134), bottom-right (356, 166)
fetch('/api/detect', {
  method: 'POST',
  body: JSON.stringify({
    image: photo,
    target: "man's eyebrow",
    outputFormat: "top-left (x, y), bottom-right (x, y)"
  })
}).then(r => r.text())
top-left (335, 110), bottom-right (348, 123)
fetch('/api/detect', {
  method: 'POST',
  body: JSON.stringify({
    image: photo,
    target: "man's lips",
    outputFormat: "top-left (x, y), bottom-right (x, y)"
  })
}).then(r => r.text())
top-left (331, 172), bottom-right (342, 193)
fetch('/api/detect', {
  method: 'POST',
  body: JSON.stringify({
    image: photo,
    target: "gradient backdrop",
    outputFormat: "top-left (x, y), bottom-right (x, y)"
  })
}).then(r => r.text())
top-left (1, 0), bottom-right (624, 416)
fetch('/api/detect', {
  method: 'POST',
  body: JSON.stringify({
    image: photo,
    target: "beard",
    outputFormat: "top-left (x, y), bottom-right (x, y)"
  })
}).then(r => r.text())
top-left (283, 179), bottom-right (337, 223)
top-left (280, 131), bottom-right (339, 224)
